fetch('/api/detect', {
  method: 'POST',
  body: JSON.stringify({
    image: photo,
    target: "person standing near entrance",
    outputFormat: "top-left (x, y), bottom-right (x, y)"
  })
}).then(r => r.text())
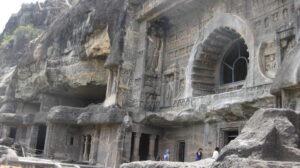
top-left (195, 148), bottom-right (203, 161)
top-left (212, 147), bottom-right (220, 160)
top-left (163, 149), bottom-right (170, 161)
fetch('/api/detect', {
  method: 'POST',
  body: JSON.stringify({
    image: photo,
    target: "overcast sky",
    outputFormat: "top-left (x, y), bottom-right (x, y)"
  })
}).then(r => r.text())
top-left (0, 0), bottom-right (45, 33)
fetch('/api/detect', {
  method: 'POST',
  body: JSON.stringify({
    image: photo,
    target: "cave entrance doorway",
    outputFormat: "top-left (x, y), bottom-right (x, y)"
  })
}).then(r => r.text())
top-left (178, 141), bottom-right (185, 162)
top-left (139, 134), bottom-right (150, 161)
top-left (8, 127), bottom-right (17, 139)
top-left (222, 129), bottom-right (239, 147)
top-left (36, 125), bottom-right (47, 155)
top-left (129, 132), bottom-right (135, 161)
top-left (154, 136), bottom-right (159, 160)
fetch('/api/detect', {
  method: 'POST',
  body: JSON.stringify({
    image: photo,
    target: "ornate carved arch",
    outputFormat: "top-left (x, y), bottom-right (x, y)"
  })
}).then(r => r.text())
top-left (185, 13), bottom-right (254, 97)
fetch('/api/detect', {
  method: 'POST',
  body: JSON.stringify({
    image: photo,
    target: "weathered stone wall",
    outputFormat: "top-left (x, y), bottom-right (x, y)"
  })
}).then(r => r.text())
top-left (45, 123), bottom-right (82, 161)
top-left (157, 121), bottom-right (245, 162)
top-left (96, 125), bottom-right (120, 167)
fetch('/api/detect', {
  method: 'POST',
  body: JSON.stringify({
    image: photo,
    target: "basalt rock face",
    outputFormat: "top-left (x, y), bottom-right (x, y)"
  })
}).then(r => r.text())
top-left (15, 0), bottom-right (129, 101)
top-left (0, 145), bottom-right (18, 164)
top-left (211, 108), bottom-right (300, 167)
top-left (120, 108), bottom-right (300, 168)
top-left (0, 0), bottom-right (73, 67)
top-left (121, 159), bottom-right (215, 168)
top-left (0, 0), bottom-right (129, 108)
top-left (47, 104), bottom-right (124, 125)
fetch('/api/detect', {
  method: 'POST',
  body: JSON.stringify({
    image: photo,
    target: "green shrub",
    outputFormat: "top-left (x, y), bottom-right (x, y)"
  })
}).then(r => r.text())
top-left (0, 24), bottom-right (42, 47)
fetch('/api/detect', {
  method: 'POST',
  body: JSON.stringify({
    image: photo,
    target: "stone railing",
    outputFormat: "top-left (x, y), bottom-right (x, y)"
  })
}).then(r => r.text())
top-left (171, 84), bottom-right (273, 112)
top-left (8, 159), bottom-right (104, 168)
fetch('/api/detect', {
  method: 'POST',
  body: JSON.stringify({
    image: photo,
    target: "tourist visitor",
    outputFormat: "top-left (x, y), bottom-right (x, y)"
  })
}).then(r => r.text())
top-left (156, 153), bottom-right (162, 161)
top-left (195, 148), bottom-right (203, 161)
top-left (163, 149), bottom-right (170, 161)
top-left (212, 147), bottom-right (220, 160)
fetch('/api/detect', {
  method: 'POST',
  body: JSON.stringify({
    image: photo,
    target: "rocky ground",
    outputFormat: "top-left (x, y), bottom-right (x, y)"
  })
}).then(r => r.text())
top-left (121, 108), bottom-right (300, 168)
top-left (121, 159), bottom-right (215, 168)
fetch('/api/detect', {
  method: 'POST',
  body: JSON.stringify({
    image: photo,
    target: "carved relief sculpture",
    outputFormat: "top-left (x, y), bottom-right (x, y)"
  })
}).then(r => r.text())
top-left (260, 42), bottom-right (277, 78)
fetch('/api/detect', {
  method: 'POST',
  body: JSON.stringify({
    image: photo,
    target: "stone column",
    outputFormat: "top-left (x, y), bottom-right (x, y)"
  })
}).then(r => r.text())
top-left (1, 125), bottom-right (9, 138)
top-left (43, 124), bottom-right (51, 156)
top-left (28, 125), bottom-right (39, 150)
top-left (132, 132), bottom-right (141, 161)
top-left (148, 135), bottom-right (156, 160)
top-left (83, 136), bottom-right (88, 161)
top-left (90, 129), bottom-right (100, 164)
top-left (44, 124), bottom-right (54, 158)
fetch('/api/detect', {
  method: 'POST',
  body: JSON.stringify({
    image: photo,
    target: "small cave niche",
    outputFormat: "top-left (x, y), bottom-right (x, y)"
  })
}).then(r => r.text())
top-left (69, 137), bottom-right (74, 146)
top-left (53, 84), bottom-right (107, 107)
top-left (220, 129), bottom-right (239, 148)
top-left (72, 84), bottom-right (107, 106)
top-left (82, 84), bottom-right (107, 106)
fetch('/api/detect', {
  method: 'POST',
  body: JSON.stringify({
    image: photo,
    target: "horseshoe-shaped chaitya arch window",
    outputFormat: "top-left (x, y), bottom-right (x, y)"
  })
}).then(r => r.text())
top-left (221, 38), bottom-right (249, 85)
top-left (191, 27), bottom-right (250, 96)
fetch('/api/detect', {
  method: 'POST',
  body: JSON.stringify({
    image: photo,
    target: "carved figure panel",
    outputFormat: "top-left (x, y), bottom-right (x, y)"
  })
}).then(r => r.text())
top-left (106, 67), bottom-right (119, 100)
top-left (163, 74), bottom-right (174, 107)
top-left (146, 18), bottom-right (168, 74)
top-left (161, 63), bottom-right (183, 107)
top-left (280, 36), bottom-right (296, 59)
top-left (260, 42), bottom-right (277, 78)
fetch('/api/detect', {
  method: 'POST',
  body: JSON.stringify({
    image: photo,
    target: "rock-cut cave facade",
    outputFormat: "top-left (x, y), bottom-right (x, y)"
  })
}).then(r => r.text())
top-left (0, 0), bottom-right (299, 167)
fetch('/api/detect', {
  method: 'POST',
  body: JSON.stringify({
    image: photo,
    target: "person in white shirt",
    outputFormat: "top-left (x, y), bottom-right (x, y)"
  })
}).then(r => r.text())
top-left (212, 147), bottom-right (220, 160)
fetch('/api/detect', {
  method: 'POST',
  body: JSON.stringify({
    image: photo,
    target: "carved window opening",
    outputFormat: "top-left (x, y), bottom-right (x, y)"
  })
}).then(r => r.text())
top-left (221, 39), bottom-right (249, 85)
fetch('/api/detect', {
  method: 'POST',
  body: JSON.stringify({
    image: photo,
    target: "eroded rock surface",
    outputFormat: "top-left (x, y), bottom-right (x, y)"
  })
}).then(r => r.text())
top-left (121, 108), bottom-right (300, 168)
top-left (121, 159), bottom-right (215, 168)
top-left (216, 108), bottom-right (300, 162)
top-left (0, 145), bottom-right (18, 164)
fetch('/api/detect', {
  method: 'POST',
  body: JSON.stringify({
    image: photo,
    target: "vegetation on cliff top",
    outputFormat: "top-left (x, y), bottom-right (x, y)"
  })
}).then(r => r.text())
top-left (0, 24), bottom-right (42, 47)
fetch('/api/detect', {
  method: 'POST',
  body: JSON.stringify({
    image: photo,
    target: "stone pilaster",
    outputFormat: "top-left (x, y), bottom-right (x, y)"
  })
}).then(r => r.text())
top-left (44, 124), bottom-right (54, 158)
top-left (133, 132), bottom-right (141, 161)
top-left (83, 136), bottom-right (88, 161)
top-left (148, 135), bottom-right (156, 160)
top-left (90, 129), bottom-right (100, 164)
top-left (28, 125), bottom-right (39, 150)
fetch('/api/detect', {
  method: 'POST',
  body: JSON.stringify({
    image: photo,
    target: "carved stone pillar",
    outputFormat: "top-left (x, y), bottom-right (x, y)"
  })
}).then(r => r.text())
top-left (1, 125), bottom-right (9, 138)
top-left (132, 133), bottom-right (141, 161)
top-left (44, 124), bottom-right (54, 158)
top-left (148, 135), bottom-right (156, 160)
top-left (83, 136), bottom-right (88, 161)
top-left (90, 129), bottom-right (100, 164)
top-left (28, 125), bottom-right (39, 149)
top-left (43, 124), bottom-right (51, 157)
